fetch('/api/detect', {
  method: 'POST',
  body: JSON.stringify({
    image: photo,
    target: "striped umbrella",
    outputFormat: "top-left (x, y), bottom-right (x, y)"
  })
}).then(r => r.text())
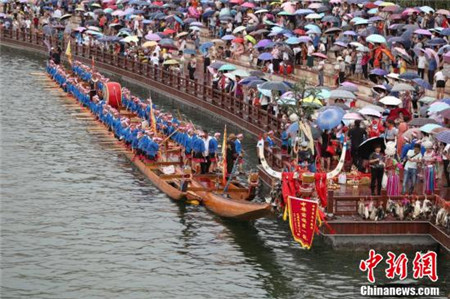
top-left (436, 130), bottom-right (450, 144)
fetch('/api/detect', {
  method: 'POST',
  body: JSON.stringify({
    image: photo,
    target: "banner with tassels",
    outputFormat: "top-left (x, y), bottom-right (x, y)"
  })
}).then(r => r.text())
top-left (287, 196), bottom-right (319, 250)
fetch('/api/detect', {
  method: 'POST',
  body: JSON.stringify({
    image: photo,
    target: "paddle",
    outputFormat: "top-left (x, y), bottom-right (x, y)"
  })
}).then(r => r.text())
top-left (222, 157), bottom-right (240, 194)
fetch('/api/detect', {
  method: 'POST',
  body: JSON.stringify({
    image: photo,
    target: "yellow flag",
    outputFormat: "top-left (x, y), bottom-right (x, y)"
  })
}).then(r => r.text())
top-left (65, 40), bottom-right (72, 65)
top-left (222, 125), bottom-right (227, 185)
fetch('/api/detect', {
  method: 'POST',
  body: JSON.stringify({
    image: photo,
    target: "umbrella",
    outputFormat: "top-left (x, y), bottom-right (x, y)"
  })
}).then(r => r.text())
top-left (250, 70), bottom-right (265, 77)
top-left (403, 128), bottom-right (423, 140)
top-left (366, 34), bottom-right (387, 44)
top-left (316, 108), bottom-right (344, 130)
top-left (183, 49), bottom-right (197, 55)
top-left (432, 127), bottom-right (448, 135)
top-left (419, 124), bottom-right (442, 134)
top-left (413, 78), bottom-right (432, 90)
top-left (259, 81), bottom-right (291, 92)
top-left (409, 118), bottom-right (438, 127)
top-left (387, 108), bottom-right (412, 121)
top-left (436, 131), bottom-right (450, 144)
top-left (176, 32), bottom-right (188, 38)
top-left (324, 27), bottom-right (342, 34)
top-left (380, 96), bottom-right (401, 106)
top-left (312, 52), bottom-right (327, 59)
top-left (60, 14), bottom-right (72, 21)
top-left (358, 137), bottom-right (386, 159)
top-left (414, 29), bottom-right (432, 36)
top-left (121, 35), bottom-right (138, 43)
top-left (427, 38), bottom-right (447, 46)
top-left (231, 70), bottom-right (250, 77)
top-left (163, 59), bottom-right (179, 65)
top-left (340, 81), bottom-right (358, 92)
top-left (359, 107), bottom-right (382, 117)
top-left (329, 89), bottom-right (356, 100)
top-left (440, 108), bottom-right (450, 119)
top-left (233, 25), bottom-right (246, 34)
top-left (244, 35), bottom-right (256, 44)
top-left (391, 83), bottom-right (415, 92)
top-left (428, 103), bottom-right (450, 113)
top-left (419, 96), bottom-right (436, 104)
top-left (343, 112), bottom-right (364, 120)
top-left (370, 68), bottom-right (388, 76)
top-left (398, 72), bottom-right (419, 80)
top-left (302, 96), bottom-right (324, 108)
top-left (258, 53), bottom-right (273, 61)
top-left (221, 34), bottom-right (236, 41)
top-left (142, 41), bottom-right (157, 48)
top-left (145, 33), bottom-right (161, 41)
top-left (218, 64), bottom-right (237, 72)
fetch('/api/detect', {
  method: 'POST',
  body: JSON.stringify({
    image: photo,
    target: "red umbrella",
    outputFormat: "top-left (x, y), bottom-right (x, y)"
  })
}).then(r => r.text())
top-left (242, 2), bottom-right (255, 8)
top-left (365, 2), bottom-right (376, 9)
top-left (163, 28), bottom-right (176, 35)
top-left (312, 52), bottom-right (328, 59)
top-left (294, 28), bottom-right (306, 35)
top-left (232, 37), bottom-right (244, 43)
top-left (230, 0), bottom-right (243, 3)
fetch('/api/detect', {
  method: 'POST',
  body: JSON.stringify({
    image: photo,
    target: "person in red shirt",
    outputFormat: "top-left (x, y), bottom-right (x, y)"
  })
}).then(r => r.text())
top-left (368, 118), bottom-right (384, 138)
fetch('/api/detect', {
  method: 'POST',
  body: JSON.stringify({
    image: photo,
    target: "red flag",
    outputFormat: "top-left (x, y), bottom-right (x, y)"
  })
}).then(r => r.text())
top-left (92, 56), bottom-right (95, 71)
top-left (287, 196), bottom-right (319, 249)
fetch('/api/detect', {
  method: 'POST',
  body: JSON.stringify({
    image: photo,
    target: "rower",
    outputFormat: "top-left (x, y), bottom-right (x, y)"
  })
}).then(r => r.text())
top-left (208, 132), bottom-right (220, 173)
top-left (192, 131), bottom-right (206, 173)
top-left (184, 129), bottom-right (194, 167)
top-left (235, 134), bottom-right (245, 174)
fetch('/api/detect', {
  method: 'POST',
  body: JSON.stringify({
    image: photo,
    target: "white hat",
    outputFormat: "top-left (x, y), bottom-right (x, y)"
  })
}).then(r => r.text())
top-left (423, 141), bottom-right (433, 149)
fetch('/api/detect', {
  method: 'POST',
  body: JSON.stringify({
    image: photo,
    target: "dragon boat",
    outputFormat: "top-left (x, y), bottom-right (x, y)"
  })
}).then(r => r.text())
top-left (47, 62), bottom-right (271, 220)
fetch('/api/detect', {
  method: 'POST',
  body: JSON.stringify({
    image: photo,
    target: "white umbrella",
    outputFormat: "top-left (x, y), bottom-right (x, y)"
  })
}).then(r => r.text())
top-left (379, 96), bottom-right (402, 106)
top-left (329, 89), bottom-right (356, 99)
top-left (233, 26), bottom-right (246, 34)
top-left (391, 83), bottom-right (415, 92)
top-left (359, 107), bottom-right (382, 117)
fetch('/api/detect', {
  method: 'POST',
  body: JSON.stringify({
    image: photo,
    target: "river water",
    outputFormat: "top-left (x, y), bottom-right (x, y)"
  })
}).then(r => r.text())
top-left (1, 46), bottom-right (448, 299)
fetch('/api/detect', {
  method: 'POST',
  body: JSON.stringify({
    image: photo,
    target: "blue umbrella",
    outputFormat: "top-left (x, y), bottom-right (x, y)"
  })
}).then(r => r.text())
top-left (435, 130), bottom-right (450, 144)
top-left (399, 72), bottom-right (419, 80)
top-left (221, 34), bottom-right (235, 40)
top-left (426, 38), bottom-right (447, 46)
top-left (200, 42), bottom-right (213, 53)
top-left (184, 49), bottom-right (197, 55)
top-left (316, 108), bottom-right (344, 130)
top-left (370, 68), bottom-right (388, 76)
top-left (259, 81), bottom-right (290, 92)
top-left (258, 53), bottom-right (273, 60)
top-left (442, 28), bottom-right (450, 36)
top-left (413, 78), bottom-right (432, 90)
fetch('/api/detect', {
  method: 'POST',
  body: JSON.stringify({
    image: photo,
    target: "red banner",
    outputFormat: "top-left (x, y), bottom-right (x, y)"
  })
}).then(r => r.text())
top-left (287, 196), bottom-right (319, 249)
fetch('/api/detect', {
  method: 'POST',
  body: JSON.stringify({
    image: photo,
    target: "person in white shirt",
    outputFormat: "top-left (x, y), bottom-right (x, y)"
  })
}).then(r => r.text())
top-left (402, 144), bottom-right (422, 194)
top-left (434, 67), bottom-right (447, 100)
top-left (306, 42), bottom-right (315, 69)
top-left (151, 53), bottom-right (159, 66)
top-left (417, 51), bottom-right (427, 79)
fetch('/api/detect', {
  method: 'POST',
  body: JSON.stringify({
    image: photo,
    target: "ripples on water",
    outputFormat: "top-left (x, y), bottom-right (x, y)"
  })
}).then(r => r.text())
top-left (1, 47), bottom-right (448, 299)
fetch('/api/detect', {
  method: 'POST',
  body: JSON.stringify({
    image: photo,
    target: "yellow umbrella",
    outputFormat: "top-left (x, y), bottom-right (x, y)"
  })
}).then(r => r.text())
top-left (378, 1), bottom-right (395, 6)
top-left (244, 35), bottom-right (256, 44)
top-left (163, 59), bottom-right (180, 65)
top-left (302, 96), bottom-right (323, 107)
top-left (143, 41), bottom-right (157, 48)
top-left (122, 35), bottom-right (139, 43)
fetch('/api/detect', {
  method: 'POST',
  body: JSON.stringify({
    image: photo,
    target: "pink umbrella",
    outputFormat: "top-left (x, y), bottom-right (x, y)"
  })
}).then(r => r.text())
top-left (312, 52), bottom-right (327, 59)
top-left (414, 29), bottom-right (432, 36)
top-left (242, 2), bottom-right (255, 8)
top-left (393, 47), bottom-right (412, 60)
top-left (330, 0), bottom-right (341, 3)
top-left (145, 33), bottom-right (161, 41)
top-left (282, 2), bottom-right (295, 14)
top-left (402, 8), bottom-right (420, 15)
top-left (444, 52), bottom-right (450, 64)
top-left (111, 10), bottom-right (125, 16)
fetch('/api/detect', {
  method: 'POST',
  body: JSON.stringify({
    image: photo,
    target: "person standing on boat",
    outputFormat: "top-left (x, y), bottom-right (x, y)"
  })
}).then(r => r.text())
top-left (235, 134), bottom-right (245, 174)
top-left (226, 134), bottom-right (238, 180)
top-left (192, 132), bottom-right (206, 173)
top-left (369, 144), bottom-right (385, 196)
top-left (201, 131), bottom-right (212, 174)
top-left (184, 129), bottom-right (194, 167)
top-left (209, 132), bottom-right (220, 173)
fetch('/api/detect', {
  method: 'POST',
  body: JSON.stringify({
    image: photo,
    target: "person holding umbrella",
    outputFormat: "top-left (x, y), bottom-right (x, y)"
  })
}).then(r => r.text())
top-left (369, 144), bottom-right (385, 196)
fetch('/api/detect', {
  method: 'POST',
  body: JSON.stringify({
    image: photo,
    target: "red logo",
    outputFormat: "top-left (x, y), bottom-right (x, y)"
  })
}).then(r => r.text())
top-left (412, 251), bottom-right (439, 282)
top-left (360, 250), bottom-right (439, 283)
top-left (385, 252), bottom-right (408, 280)
top-left (359, 249), bottom-right (384, 283)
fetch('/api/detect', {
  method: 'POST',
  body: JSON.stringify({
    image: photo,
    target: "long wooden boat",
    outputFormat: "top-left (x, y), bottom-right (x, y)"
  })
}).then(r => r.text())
top-left (46, 63), bottom-right (272, 220)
